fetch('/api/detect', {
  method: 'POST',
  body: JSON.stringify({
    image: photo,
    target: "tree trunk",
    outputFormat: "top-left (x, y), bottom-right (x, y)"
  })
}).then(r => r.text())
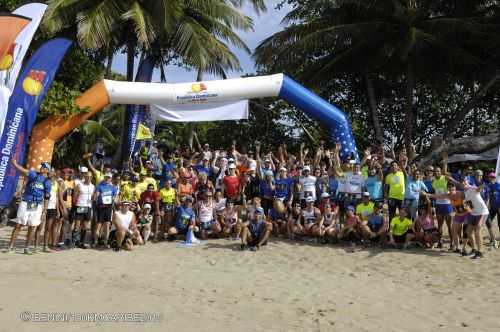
top-left (365, 73), bottom-right (383, 144)
top-left (404, 62), bottom-right (415, 158)
top-left (187, 69), bottom-right (204, 150)
top-left (417, 133), bottom-right (500, 168)
top-left (126, 40), bottom-right (135, 81)
top-left (104, 48), bottom-right (114, 79)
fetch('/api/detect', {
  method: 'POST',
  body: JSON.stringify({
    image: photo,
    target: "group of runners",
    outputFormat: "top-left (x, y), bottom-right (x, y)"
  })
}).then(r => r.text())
top-left (3, 139), bottom-right (500, 259)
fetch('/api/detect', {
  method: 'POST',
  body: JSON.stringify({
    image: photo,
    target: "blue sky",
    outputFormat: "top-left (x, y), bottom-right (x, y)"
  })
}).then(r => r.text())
top-left (111, 1), bottom-right (292, 83)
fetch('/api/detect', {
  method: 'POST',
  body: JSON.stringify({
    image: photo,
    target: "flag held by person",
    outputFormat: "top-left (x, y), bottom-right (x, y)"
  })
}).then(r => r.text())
top-left (135, 123), bottom-right (153, 140)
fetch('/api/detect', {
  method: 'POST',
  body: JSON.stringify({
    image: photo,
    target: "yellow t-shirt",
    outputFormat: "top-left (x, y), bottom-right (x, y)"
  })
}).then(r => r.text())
top-left (390, 216), bottom-right (412, 236)
top-left (160, 188), bottom-right (176, 204)
top-left (385, 171), bottom-right (405, 201)
top-left (120, 180), bottom-right (133, 201)
top-left (356, 202), bottom-right (374, 221)
top-left (136, 177), bottom-right (157, 196)
top-left (93, 170), bottom-right (103, 185)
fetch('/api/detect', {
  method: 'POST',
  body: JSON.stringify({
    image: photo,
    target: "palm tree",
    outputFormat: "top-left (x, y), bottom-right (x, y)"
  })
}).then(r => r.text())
top-left (255, 0), bottom-right (499, 155)
top-left (43, 0), bottom-right (266, 163)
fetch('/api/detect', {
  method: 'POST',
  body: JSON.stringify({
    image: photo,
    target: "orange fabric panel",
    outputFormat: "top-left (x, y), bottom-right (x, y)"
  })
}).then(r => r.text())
top-left (0, 14), bottom-right (31, 62)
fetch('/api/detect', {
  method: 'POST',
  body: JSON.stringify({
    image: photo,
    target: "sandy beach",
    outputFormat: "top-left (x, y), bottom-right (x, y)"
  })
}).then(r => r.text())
top-left (1, 224), bottom-right (499, 332)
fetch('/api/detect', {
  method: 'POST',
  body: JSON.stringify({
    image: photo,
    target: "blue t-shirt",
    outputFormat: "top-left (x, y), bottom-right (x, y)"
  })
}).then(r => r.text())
top-left (274, 178), bottom-right (293, 199)
top-left (175, 205), bottom-right (195, 230)
top-left (194, 164), bottom-right (210, 176)
top-left (328, 176), bottom-right (338, 199)
top-left (366, 176), bottom-right (383, 200)
top-left (260, 179), bottom-right (275, 198)
top-left (488, 182), bottom-right (500, 209)
top-left (249, 220), bottom-right (265, 237)
top-left (23, 171), bottom-right (51, 203)
top-left (96, 182), bottom-right (117, 205)
top-left (405, 176), bottom-right (428, 200)
top-left (368, 214), bottom-right (384, 229)
top-left (160, 162), bottom-right (177, 187)
top-left (423, 179), bottom-right (434, 194)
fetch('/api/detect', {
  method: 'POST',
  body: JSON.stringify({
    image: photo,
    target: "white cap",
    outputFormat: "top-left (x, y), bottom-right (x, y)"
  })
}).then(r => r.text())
top-left (203, 156), bottom-right (210, 160)
top-left (264, 159), bottom-right (271, 163)
top-left (80, 166), bottom-right (89, 173)
top-left (228, 164), bottom-right (236, 169)
top-left (143, 203), bottom-right (152, 209)
top-left (279, 167), bottom-right (287, 172)
top-left (306, 196), bottom-right (315, 203)
top-left (362, 191), bottom-right (370, 197)
top-left (303, 166), bottom-right (311, 171)
top-left (104, 172), bottom-right (113, 178)
top-left (229, 158), bottom-right (235, 162)
top-left (321, 192), bottom-right (330, 198)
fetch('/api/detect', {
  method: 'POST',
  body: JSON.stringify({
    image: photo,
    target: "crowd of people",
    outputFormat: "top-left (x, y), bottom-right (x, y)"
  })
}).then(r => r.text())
top-left (3, 138), bottom-right (500, 260)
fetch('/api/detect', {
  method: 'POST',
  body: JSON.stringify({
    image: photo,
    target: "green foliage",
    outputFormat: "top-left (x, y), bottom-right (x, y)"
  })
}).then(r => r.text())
top-left (39, 81), bottom-right (88, 119)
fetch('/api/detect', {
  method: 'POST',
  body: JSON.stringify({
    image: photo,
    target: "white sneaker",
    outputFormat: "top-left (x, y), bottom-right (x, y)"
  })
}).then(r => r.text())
top-left (493, 240), bottom-right (499, 249)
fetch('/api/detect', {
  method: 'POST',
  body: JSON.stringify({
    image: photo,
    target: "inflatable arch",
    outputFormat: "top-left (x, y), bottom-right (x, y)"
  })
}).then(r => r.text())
top-left (27, 74), bottom-right (358, 168)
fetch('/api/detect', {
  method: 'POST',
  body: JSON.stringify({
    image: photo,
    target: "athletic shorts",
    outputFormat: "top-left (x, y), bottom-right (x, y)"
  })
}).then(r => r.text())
top-left (46, 209), bottom-right (58, 220)
top-left (453, 213), bottom-right (470, 224)
top-left (97, 206), bottom-right (113, 223)
top-left (200, 220), bottom-right (216, 231)
top-left (435, 203), bottom-right (453, 215)
top-left (468, 215), bottom-right (486, 226)
top-left (161, 203), bottom-right (175, 212)
top-left (74, 206), bottom-right (92, 221)
top-left (423, 227), bottom-right (439, 235)
top-left (393, 232), bottom-right (409, 244)
top-left (16, 201), bottom-right (43, 227)
top-left (109, 229), bottom-right (131, 249)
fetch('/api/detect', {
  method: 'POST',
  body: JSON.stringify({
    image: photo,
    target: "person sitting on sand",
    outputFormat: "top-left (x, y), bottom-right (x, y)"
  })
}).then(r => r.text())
top-left (338, 206), bottom-right (361, 245)
top-left (196, 191), bottom-right (221, 240)
top-left (109, 201), bottom-right (143, 251)
top-left (221, 199), bottom-right (242, 239)
top-left (137, 203), bottom-right (153, 243)
top-left (168, 196), bottom-right (196, 240)
top-left (268, 206), bottom-right (288, 236)
top-left (414, 197), bottom-right (439, 248)
top-left (240, 207), bottom-right (271, 251)
top-left (389, 207), bottom-right (414, 249)
top-left (287, 201), bottom-right (303, 239)
top-left (362, 202), bottom-right (388, 246)
top-left (319, 203), bottom-right (339, 243)
top-left (302, 196), bottom-right (323, 238)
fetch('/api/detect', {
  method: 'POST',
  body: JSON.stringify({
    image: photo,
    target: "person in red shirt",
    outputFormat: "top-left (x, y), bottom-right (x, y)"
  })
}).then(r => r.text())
top-left (139, 184), bottom-right (162, 241)
top-left (222, 164), bottom-right (243, 205)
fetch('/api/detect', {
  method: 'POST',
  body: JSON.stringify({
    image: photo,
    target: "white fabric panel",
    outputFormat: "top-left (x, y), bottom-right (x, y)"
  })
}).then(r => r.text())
top-left (104, 74), bottom-right (283, 105)
top-left (151, 100), bottom-right (248, 122)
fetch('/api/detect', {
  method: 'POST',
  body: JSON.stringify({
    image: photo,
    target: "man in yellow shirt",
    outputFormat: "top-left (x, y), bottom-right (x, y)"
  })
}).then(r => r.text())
top-left (356, 192), bottom-right (375, 222)
top-left (384, 161), bottom-right (405, 221)
top-left (389, 207), bottom-right (414, 249)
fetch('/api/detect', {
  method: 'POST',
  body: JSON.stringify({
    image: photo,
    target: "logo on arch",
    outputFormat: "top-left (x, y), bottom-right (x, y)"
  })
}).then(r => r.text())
top-left (191, 83), bottom-right (207, 93)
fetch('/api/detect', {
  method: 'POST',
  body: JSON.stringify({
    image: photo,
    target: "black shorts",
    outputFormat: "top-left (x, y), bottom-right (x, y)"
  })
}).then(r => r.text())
top-left (47, 209), bottom-right (57, 220)
top-left (393, 230), bottom-right (412, 244)
top-left (74, 206), bottom-right (92, 221)
top-left (108, 229), bottom-right (130, 249)
top-left (468, 215), bottom-right (484, 226)
top-left (161, 203), bottom-right (175, 212)
top-left (97, 206), bottom-right (113, 223)
top-left (423, 227), bottom-right (439, 235)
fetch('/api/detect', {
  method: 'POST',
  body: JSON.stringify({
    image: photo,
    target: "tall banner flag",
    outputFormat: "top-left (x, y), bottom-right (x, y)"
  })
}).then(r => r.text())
top-left (496, 146), bottom-right (500, 184)
top-left (123, 56), bottom-right (154, 161)
top-left (0, 3), bottom-right (48, 136)
top-left (0, 38), bottom-right (72, 206)
top-left (0, 13), bottom-right (31, 61)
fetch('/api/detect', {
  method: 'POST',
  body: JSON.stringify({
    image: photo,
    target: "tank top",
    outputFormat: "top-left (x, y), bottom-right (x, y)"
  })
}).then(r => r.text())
top-left (215, 198), bottom-right (227, 214)
top-left (160, 188), bottom-right (176, 204)
top-left (323, 213), bottom-right (334, 226)
top-left (464, 187), bottom-right (489, 216)
top-left (198, 201), bottom-right (214, 223)
top-left (224, 207), bottom-right (238, 222)
top-left (76, 182), bottom-right (95, 208)
top-left (47, 181), bottom-right (58, 209)
top-left (418, 214), bottom-right (434, 230)
top-left (432, 176), bottom-right (450, 204)
top-left (178, 182), bottom-right (192, 197)
top-left (112, 210), bottom-right (134, 230)
top-left (302, 208), bottom-right (316, 225)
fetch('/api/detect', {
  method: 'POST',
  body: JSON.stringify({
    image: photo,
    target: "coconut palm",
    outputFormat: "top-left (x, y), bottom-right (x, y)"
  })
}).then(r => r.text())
top-left (255, 0), bottom-right (499, 153)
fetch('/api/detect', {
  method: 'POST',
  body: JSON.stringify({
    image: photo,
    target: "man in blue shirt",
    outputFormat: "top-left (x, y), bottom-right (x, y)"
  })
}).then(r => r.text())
top-left (168, 195), bottom-right (196, 239)
top-left (193, 156), bottom-right (211, 176)
top-left (93, 173), bottom-right (118, 248)
top-left (160, 153), bottom-right (177, 188)
top-left (274, 167), bottom-right (293, 206)
top-left (240, 207), bottom-right (271, 251)
top-left (6, 160), bottom-right (51, 254)
top-left (487, 173), bottom-right (500, 247)
top-left (404, 169), bottom-right (428, 220)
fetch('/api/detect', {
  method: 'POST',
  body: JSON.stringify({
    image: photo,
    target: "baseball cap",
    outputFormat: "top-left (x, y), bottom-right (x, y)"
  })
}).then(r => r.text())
top-left (122, 200), bottom-right (130, 205)
top-left (229, 158), bottom-right (235, 163)
top-left (488, 172), bottom-right (496, 178)
top-left (143, 203), bottom-right (152, 209)
top-left (41, 162), bottom-right (51, 170)
top-left (228, 164), bottom-right (236, 169)
top-left (279, 167), bottom-right (287, 172)
top-left (80, 166), bottom-right (89, 173)
top-left (255, 207), bottom-right (264, 214)
top-left (104, 172), bottom-right (113, 178)
top-left (321, 192), bottom-right (330, 198)
top-left (184, 195), bottom-right (193, 202)
top-left (347, 205), bottom-right (355, 212)
top-left (303, 166), bottom-right (311, 172)
top-left (475, 169), bottom-right (483, 175)
top-left (264, 159), bottom-right (271, 163)
top-left (362, 192), bottom-right (370, 197)
top-left (306, 196), bottom-right (315, 203)
top-left (247, 165), bottom-right (256, 172)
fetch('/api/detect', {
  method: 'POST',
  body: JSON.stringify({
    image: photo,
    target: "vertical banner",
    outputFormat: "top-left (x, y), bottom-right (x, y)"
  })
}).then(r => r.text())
top-left (0, 38), bottom-right (72, 206)
top-left (0, 3), bottom-right (48, 136)
top-left (123, 56), bottom-right (154, 162)
top-left (496, 146), bottom-right (500, 184)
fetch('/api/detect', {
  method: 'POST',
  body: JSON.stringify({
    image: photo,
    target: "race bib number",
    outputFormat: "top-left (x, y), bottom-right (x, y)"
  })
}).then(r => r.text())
top-left (391, 177), bottom-right (399, 184)
top-left (304, 191), bottom-right (313, 198)
top-left (102, 195), bottom-right (112, 204)
top-left (77, 207), bottom-right (88, 214)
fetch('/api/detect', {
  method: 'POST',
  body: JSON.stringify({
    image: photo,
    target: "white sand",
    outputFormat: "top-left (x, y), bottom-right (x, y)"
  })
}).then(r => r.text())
top-left (1, 225), bottom-right (499, 332)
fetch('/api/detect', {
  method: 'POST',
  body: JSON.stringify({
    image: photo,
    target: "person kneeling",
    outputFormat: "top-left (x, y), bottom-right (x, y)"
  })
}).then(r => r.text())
top-left (240, 207), bottom-right (271, 251)
top-left (137, 204), bottom-right (153, 244)
top-left (389, 207), bottom-right (414, 249)
top-left (362, 203), bottom-right (388, 247)
top-left (339, 206), bottom-right (361, 246)
top-left (168, 196), bottom-right (197, 240)
top-left (109, 201), bottom-right (143, 251)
